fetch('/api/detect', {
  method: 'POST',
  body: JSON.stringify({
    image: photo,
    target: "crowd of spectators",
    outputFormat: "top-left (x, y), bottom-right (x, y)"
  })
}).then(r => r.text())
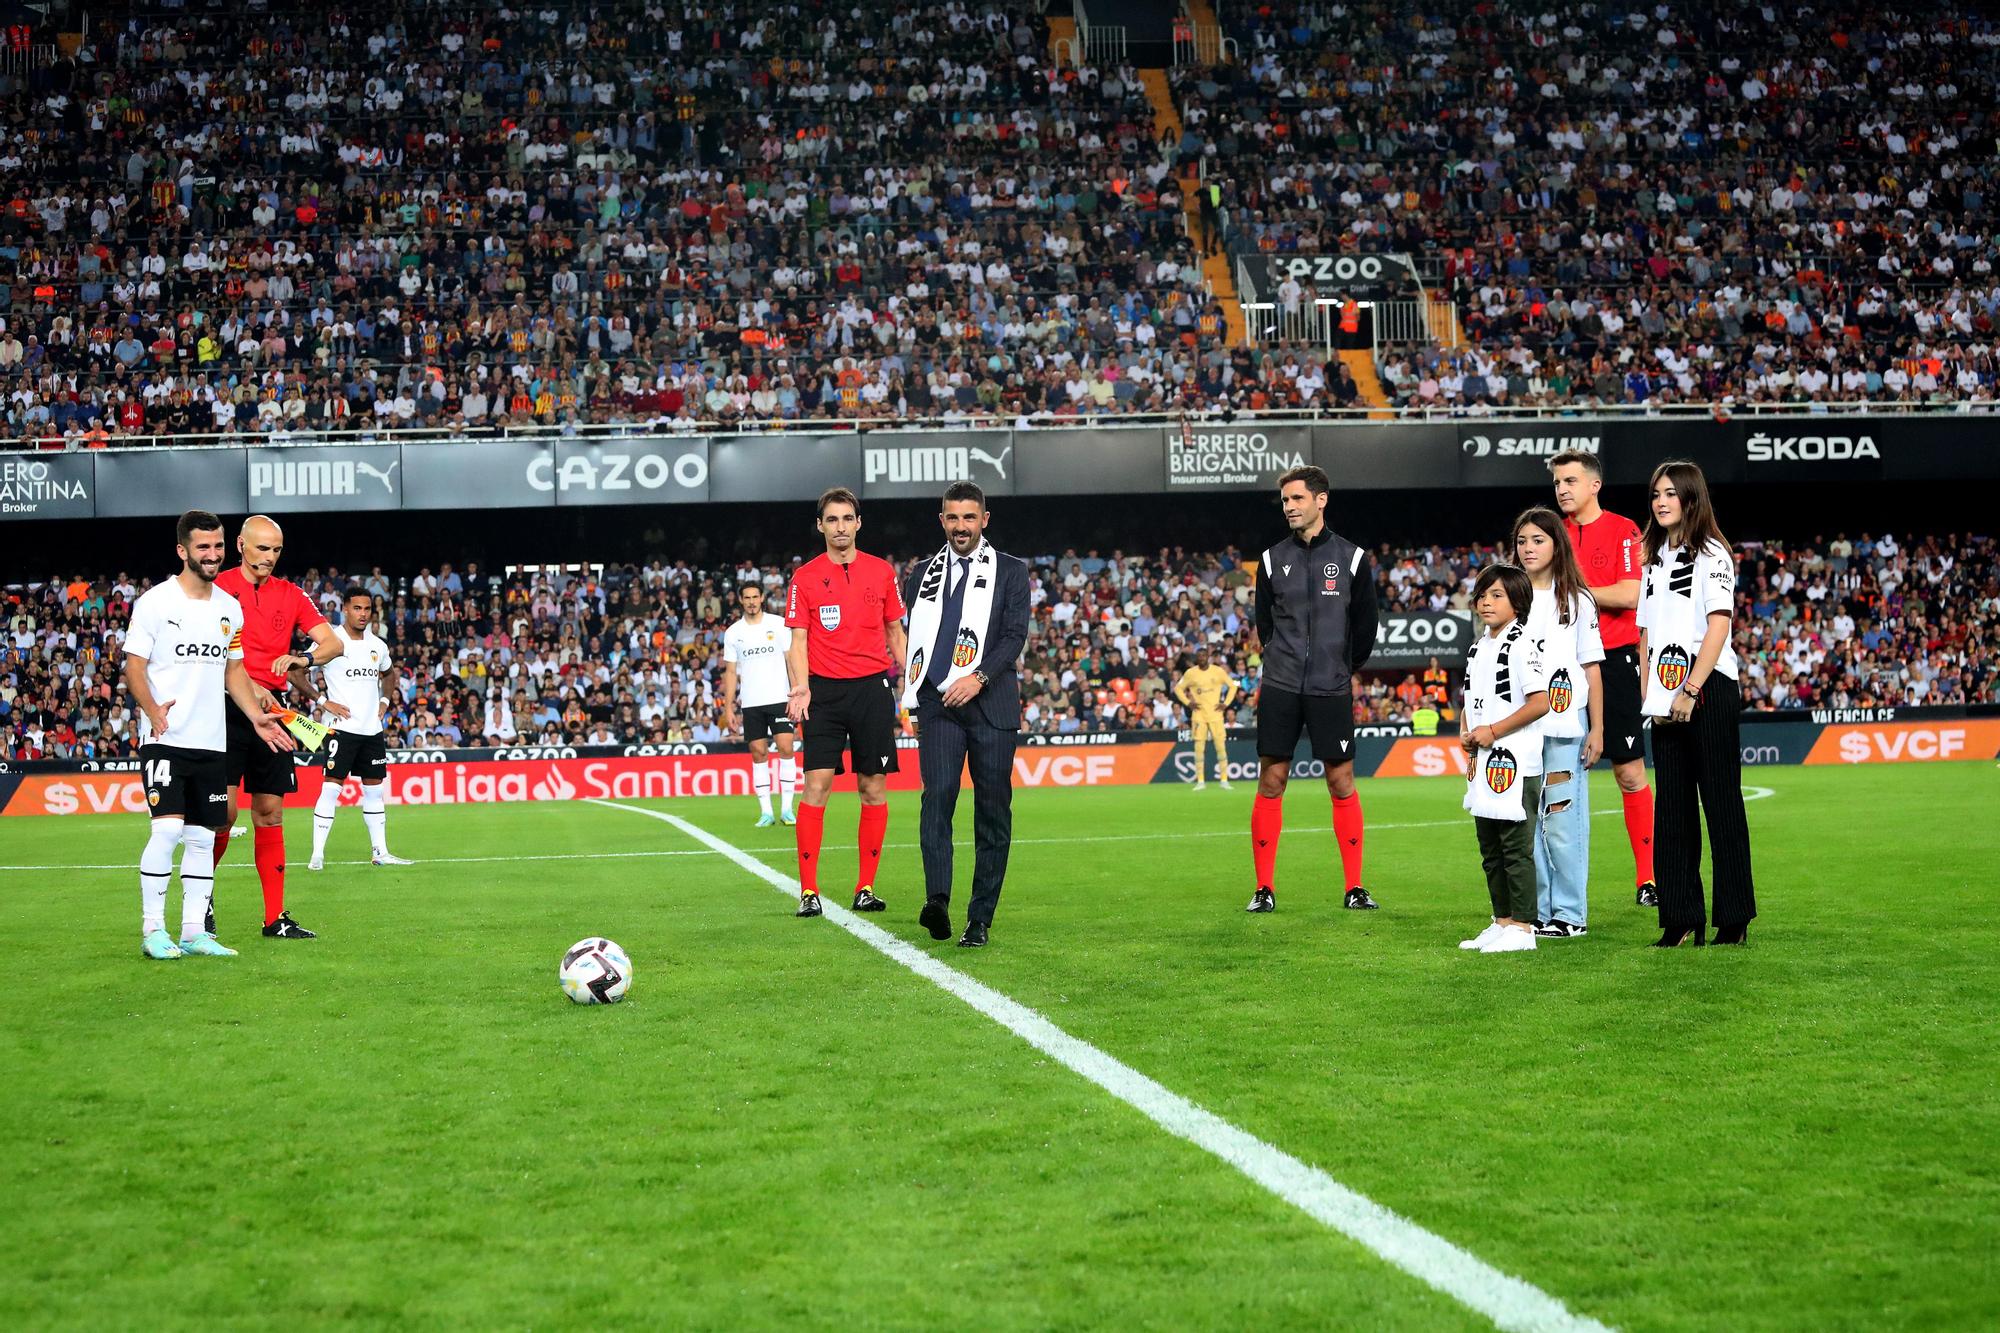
top-left (8, 532), bottom-right (1992, 760)
top-left (1183, 0), bottom-right (2000, 413)
top-left (0, 0), bottom-right (1256, 448)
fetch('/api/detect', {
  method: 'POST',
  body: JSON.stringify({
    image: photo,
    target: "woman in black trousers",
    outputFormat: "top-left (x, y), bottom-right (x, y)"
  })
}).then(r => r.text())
top-left (1634, 460), bottom-right (1757, 947)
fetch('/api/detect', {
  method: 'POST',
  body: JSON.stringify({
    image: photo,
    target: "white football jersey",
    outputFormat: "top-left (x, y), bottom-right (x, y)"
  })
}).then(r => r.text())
top-left (324, 629), bottom-right (392, 736)
top-left (125, 578), bottom-right (245, 753)
top-left (1637, 539), bottom-right (1740, 717)
top-left (722, 614), bottom-right (792, 708)
top-left (1527, 586), bottom-right (1604, 741)
top-left (1463, 619), bottom-right (1551, 779)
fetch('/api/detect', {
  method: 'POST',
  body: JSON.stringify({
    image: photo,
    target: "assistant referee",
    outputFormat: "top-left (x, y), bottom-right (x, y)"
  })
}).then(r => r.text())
top-left (783, 487), bottom-right (909, 920)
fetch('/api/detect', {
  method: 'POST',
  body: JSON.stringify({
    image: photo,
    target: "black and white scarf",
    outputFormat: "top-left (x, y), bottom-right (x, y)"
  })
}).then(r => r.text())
top-left (901, 539), bottom-right (996, 708)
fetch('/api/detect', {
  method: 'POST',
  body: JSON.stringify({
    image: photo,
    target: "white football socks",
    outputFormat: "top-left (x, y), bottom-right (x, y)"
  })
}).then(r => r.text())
top-left (778, 754), bottom-right (798, 815)
top-left (179, 825), bottom-right (216, 940)
top-left (311, 783), bottom-right (341, 861)
top-left (360, 783), bottom-right (387, 856)
top-left (753, 755), bottom-right (773, 815)
top-left (140, 817), bottom-right (184, 936)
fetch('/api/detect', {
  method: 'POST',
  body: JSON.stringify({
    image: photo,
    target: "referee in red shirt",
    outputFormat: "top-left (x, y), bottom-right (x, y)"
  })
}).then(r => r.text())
top-left (1551, 452), bottom-right (1658, 906)
top-left (784, 488), bottom-right (909, 919)
top-left (212, 515), bottom-right (346, 938)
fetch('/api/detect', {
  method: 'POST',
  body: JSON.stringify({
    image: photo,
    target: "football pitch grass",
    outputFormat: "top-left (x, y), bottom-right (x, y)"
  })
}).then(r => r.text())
top-left (2, 764), bottom-right (1995, 1330)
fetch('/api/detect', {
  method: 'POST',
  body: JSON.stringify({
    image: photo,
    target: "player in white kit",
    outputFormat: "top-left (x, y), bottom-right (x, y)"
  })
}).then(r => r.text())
top-left (720, 583), bottom-right (799, 826)
top-left (309, 586), bottom-right (411, 869)
top-left (124, 510), bottom-right (296, 959)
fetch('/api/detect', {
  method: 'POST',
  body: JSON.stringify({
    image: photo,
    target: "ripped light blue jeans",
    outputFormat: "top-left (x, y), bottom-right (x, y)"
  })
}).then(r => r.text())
top-left (1533, 733), bottom-right (1590, 926)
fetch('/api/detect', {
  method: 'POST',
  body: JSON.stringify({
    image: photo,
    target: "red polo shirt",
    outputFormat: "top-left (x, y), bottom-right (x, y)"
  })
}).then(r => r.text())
top-left (214, 567), bottom-right (327, 690)
top-left (786, 551), bottom-right (905, 679)
top-left (1564, 510), bottom-right (1644, 649)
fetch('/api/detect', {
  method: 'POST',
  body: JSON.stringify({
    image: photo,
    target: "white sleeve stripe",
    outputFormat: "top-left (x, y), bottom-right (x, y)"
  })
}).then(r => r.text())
top-left (1350, 546), bottom-right (1364, 576)
top-left (1261, 550), bottom-right (1272, 576)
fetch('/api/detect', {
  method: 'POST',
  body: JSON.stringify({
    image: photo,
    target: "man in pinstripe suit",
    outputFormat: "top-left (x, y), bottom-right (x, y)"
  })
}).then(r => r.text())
top-left (900, 482), bottom-right (1032, 948)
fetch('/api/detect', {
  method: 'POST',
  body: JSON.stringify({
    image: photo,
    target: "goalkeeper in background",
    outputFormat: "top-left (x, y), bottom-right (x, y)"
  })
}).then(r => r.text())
top-left (1176, 648), bottom-right (1240, 790)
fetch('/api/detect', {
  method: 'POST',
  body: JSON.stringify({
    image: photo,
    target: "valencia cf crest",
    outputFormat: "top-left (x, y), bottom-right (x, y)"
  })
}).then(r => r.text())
top-left (1485, 746), bottom-right (1519, 794)
top-left (1547, 668), bottom-right (1573, 714)
top-left (1656, 644), bottom-right (1691, 693)
top-left (908, 647), bottom-right (926, 680)
top-left (219, 617), bottom-right (232, 640)
top-left (819, 605), bottom-right (842, 632)
top-left (952, 627), bottom-right (979, 668)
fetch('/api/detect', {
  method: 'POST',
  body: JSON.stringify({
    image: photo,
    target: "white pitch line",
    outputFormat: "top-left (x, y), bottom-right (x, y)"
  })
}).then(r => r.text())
top-left (4, 785), bottom-right (1774, 873)
top-left (586, 796), bottom-right (1610, 1333)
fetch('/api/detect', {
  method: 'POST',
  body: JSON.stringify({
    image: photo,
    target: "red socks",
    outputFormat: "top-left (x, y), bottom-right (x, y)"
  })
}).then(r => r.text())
top-left (212, 824), bottom-right (233, 866)
top-left (795, 803), bottom-right (825, 896)
top-left (857, 803), bottom-right (888, 890)
top-left (1251, 794), bottom-right (1282, 891)
top-left (1331, 791), bottom-right (1365, 890)
top-left (1622, 785), bottom-right (1656, 886)
top-left (253, 824), bottom-right (286, 925)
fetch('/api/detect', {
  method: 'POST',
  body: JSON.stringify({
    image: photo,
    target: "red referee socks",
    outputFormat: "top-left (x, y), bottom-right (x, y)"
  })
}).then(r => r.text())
top-left (254, 824), bottom-right (286, 925)
top-left (1622, 786), bottom-right (1656, 887)
top-left (795, 803), bottom-right (825, 896)
top-left (1331, 791), bottom-right (1365, 890)
top-left (857, 803), bottom-right (888, 890)
top-left (1251, 794), bottom-right (1282, 891)
top-left (212, 824), bottom-right (233, 866)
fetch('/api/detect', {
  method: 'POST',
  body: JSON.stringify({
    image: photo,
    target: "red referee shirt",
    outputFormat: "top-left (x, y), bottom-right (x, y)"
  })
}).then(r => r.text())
top-left (785, 551), bottom-right (905, 679)
top-left (1563, 510), bottom-right (1643, 649)
top-left (213, 567), bottom-right (327, 689)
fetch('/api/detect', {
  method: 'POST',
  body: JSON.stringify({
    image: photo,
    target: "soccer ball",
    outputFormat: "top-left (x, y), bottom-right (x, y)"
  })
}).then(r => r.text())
top-left (559, 937), bottom-right (632, 1005)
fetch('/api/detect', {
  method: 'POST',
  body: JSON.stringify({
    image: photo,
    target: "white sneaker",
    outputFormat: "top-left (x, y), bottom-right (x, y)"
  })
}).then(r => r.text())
top-left (307, 855), bottom-right (324, 871)
top-left (1481, 927), bottom-right (1539, 953)
top-left (1192, 781), bottom-right (1207, 791)
top-left (372, 851), bottom-right (415, 866)
top-left (1459, 922), bottom-right (1502, 950)
top-left (1219, 779), bottom-right (1234, 790)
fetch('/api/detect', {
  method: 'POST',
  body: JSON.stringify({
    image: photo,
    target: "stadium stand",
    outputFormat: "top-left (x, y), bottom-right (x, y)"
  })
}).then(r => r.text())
top-left (1182, 0), bottom-right (2000, 411)
top-left (8, 534), bottom-right (1994, 758)
top-left (0, 1), bottom-right (1250, 444)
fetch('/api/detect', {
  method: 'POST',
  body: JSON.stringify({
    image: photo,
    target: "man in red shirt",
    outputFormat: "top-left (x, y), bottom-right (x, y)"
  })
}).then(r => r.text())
top-left (783, 488), bottom-right (908, 919)
top-left (212, 515), bottom-right (348, 938)
top-left (1551, 451), bottom-right (1657, 906)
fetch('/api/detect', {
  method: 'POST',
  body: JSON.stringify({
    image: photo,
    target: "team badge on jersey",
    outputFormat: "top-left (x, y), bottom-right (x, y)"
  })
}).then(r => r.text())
top-left (1656, 644), bottom-right (1691, 692)
top-left (952, 628), bottom-right (979, 668)
top-left (1484, 746), bottom-right (1519, 794)
top-left (908, 647), bottom-right (926, 680)
top-left (1547, 667), bottom-right (1574, 714)
top-left (819, 605), bottom-right (842, 631)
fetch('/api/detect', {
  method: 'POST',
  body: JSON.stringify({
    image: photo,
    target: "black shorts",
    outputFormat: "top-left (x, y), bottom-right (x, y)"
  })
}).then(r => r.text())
top-left (325, 730), bottom-right (389, 783)
top-left (226, 701), bottom-right (298, 796)
top-left (1598, 645), bottom-right (1647, 765)
top-left (141, 744), bottom-right (231, 826)
top-left (802, 673), bottom-right (900, 776)
top-left (1256, 688), bottom-right (1356, 764)
top-left (740, 703), bottom-right (796, 745)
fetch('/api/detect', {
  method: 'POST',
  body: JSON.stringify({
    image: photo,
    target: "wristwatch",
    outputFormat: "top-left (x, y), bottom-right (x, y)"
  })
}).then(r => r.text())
top-left (972, 670), bottom-right (990, 686)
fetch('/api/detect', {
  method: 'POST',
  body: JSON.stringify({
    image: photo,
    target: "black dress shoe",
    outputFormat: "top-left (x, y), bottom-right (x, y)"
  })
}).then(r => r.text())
top-left (1711, 923), bottom-right (1749, 945)
top-left (919, 896), bottom-right (953, 941)
top-left (957, 921), bottom-right (989, 948)
top-left (1651, 925), bottom-right (1704, 948)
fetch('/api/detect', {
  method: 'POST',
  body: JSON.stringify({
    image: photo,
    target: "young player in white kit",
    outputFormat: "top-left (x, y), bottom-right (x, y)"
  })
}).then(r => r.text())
top-left (123, 510), bottom-right (296, 959)
top-left (720, 583), bottom-right (799, 826)
top-left (308, 586), bottom-right (412, 869)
